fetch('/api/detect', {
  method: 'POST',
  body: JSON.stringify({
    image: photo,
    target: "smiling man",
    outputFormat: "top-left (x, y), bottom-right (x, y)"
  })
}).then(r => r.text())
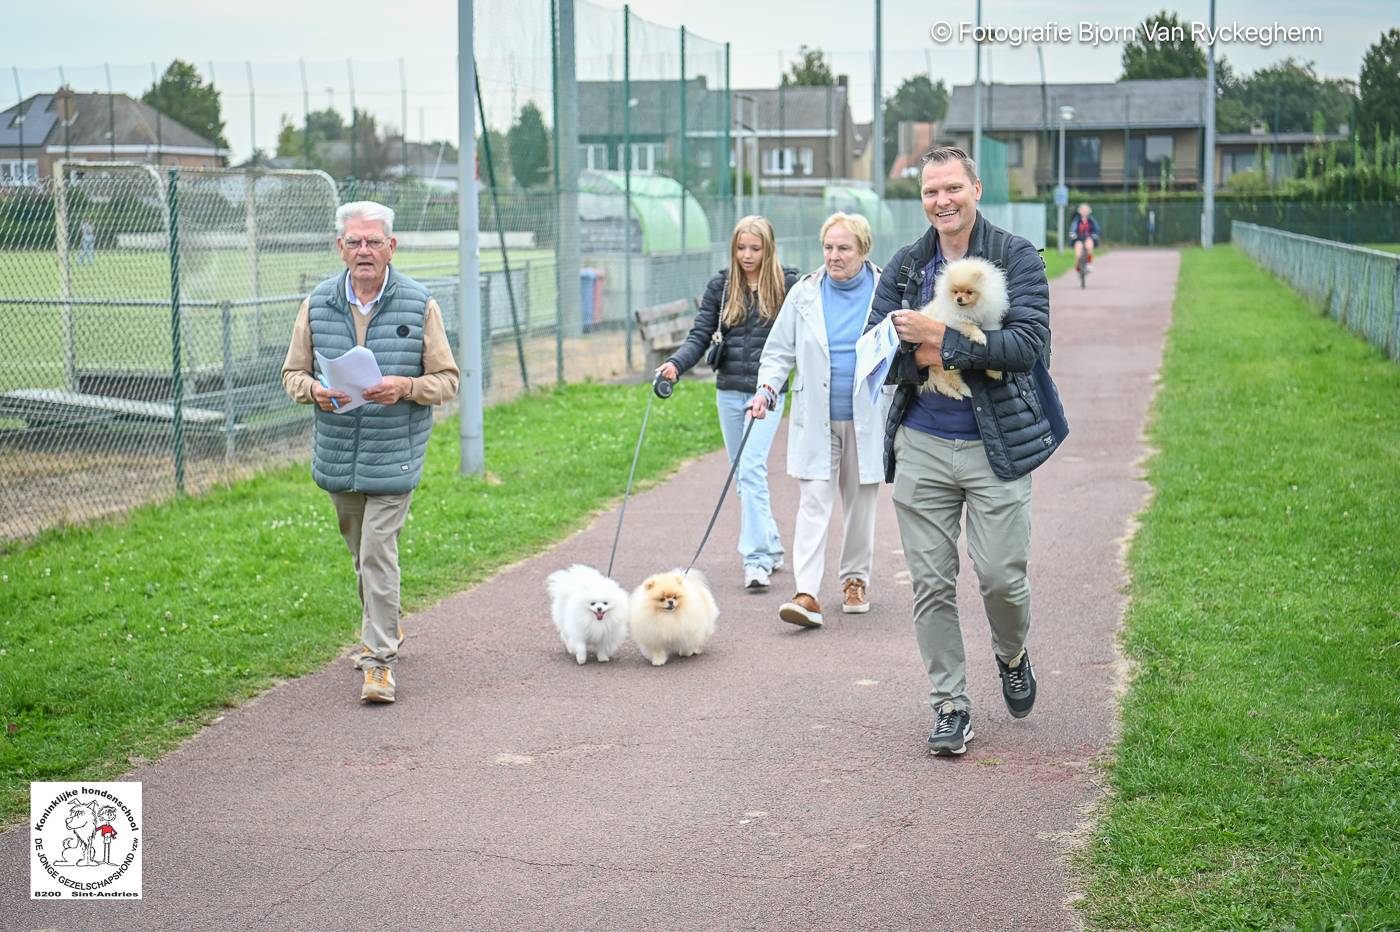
top-left (865, 147), bottom-right (1067, 757)
top-left (282, 201), bottom-right (459, 704)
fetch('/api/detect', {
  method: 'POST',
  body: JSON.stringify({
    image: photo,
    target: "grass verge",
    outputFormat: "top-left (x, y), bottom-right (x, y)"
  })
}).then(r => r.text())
top-left (1079, 246), bottom-right (1400, 929)
top-left (0, 379), bottom-right (723, 826)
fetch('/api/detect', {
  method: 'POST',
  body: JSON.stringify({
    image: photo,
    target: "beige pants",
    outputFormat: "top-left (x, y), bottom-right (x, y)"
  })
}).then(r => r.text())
top-left (793, 420), bottom-right (880, 603)
top-left (331, 490), bottom-right (413, 669)
top-left (891, 426), bottom-right (1033, 712)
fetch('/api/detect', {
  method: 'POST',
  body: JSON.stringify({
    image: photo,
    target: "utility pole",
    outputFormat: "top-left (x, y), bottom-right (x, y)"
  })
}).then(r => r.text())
top-left (459, 0), bottom-right (484, 473)
top-left (872, 0), bottom-right (884, 197)
top-left (1201, 0), bottom-right (1217, 249)
top-left (972, 0), bottom-right (982, 166)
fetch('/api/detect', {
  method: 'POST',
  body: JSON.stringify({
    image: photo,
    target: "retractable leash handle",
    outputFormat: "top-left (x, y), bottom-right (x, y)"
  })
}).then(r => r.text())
top-left (685, 412), bottom-right (757, 576)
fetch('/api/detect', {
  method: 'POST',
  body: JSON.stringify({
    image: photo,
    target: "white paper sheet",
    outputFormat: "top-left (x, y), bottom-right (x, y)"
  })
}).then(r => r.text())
top-left (314, 346), bottom-right (384, 413)
top-left (855, 316), bottom-right (900, 407)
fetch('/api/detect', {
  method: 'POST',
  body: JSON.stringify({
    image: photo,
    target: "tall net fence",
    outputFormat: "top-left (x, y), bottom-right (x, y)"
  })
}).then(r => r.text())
top-left (0, 162), bottom-right (338, 542)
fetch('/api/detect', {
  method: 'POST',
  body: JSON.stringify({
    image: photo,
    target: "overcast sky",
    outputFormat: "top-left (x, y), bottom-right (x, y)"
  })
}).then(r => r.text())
top-left (6, 0), bottom-right (1393, 161)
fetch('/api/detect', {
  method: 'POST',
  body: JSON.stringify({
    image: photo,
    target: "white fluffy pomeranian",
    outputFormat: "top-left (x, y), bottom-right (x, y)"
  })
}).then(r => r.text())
top-left (628, 569), bottom-right (719, 666)
top-left (545, 564), bottom-right (630, 664)
top-left (919, 256), bottom-right (1010, 399)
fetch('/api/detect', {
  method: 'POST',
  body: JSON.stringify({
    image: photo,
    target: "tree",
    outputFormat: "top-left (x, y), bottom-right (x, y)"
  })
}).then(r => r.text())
top-left (881, 75), bottom-right (948, 175)
top-left (478, 129), bottom-right (510, 183)
top-left (1358, 28), bottom-right (1400, 137)
top-left (1121, 11), bottom-right (1205, 80)
top-left (506, 103), bottom-right (550, 189)
top-left (1213, 58), bottom-right (1253, 133)
top-left (782, 46), bottom-right (835, 87)
top-left (142, 59), bottom-right (229, 150)
top-left (275, 108), bottom-right (346, 166)
top-left (1216, 59), bottom-right (1355, 135)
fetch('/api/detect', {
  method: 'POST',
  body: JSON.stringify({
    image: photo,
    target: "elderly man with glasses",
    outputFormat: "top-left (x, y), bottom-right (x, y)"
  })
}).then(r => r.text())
top-left (282, 200), bottom-right (459, 704)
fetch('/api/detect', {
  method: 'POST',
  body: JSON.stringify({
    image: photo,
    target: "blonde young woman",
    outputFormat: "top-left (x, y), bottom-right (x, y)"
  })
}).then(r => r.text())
top-left (658, 216), bottom-right (799, 590)
top-left (749, 213), bottom-right (890, 628)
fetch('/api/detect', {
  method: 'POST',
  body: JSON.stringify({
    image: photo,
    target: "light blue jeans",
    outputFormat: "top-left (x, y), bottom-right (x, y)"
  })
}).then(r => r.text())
top-left (715, 388), bottom-right (785, 572)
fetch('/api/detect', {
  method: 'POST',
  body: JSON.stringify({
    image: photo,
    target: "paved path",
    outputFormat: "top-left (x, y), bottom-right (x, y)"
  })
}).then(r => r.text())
top-left (3, 250), bottom-right (1178, 931)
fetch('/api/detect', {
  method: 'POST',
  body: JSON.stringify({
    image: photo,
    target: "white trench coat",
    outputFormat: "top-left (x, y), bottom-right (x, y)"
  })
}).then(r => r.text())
top-left (755, 261), bottom-right (892, 485)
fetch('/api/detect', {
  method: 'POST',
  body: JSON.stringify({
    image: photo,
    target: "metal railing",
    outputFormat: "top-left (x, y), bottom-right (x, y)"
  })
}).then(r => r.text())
top-left (1234, 221), bottom-right (1400, 362)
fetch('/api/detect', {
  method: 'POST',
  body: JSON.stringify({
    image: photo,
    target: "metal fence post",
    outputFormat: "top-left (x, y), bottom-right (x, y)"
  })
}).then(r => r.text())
top-left (52, 160), bottom-right (76, 390)
top-left (221, 299), bottom-right (236, 464)
top-left (168, 168), bottom-right (185, 494)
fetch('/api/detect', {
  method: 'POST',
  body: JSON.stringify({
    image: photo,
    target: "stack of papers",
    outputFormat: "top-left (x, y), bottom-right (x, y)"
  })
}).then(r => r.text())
top-left (855, 317), bottom-right (900, 406)
top-left (314, 346), bottom-right (384, 414)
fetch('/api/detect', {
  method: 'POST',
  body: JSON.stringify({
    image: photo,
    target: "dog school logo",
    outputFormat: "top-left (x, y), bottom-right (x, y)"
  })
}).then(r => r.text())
top-left (31, 781), bottom-right (142, 899)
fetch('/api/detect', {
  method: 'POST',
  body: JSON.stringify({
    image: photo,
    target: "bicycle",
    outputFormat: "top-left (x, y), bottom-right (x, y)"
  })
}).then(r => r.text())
top-left (1076, 249), bottom-right (1089, 288)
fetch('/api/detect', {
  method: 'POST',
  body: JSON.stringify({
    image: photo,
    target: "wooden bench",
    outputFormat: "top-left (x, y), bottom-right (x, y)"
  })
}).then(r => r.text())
top-left (633, 298), bottom-right (696, 370)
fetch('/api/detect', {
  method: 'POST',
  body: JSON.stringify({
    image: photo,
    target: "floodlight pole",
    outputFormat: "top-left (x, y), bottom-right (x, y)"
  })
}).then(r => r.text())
top-left (459, 0), bottom-right (484, 474)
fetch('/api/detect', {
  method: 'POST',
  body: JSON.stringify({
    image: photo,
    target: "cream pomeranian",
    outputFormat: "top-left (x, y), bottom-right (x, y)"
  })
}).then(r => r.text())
top-left (919, 256), bottom-right (1010, 399)
top-left (546, 564), bottom-right (630, 664)
top-left (628, 569), bottom-right (719, 666)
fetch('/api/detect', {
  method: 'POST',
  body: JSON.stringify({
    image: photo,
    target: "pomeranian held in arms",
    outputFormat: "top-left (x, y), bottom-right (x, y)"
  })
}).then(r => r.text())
top-left (919, 256), bottom-right (1009, 399)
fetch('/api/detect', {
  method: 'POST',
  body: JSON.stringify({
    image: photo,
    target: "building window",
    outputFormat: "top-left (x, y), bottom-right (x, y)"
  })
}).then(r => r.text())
top-left (1128, 134), bottom-right (1173, 183)
top-left (765, 147), bottom-right (794, 176)
top-left (0, 159), bottom-right (38, 186)
top-left (1005, 139), bottom-right (1023, 168)
top-left (1068, 136), bottom-right (1101, 181)
top-left (580, 144), bottom-right (608, 171)
top-left (799, 147), bottom-right (814, 175)
top-left (617, 142), bottom-right (662, 173)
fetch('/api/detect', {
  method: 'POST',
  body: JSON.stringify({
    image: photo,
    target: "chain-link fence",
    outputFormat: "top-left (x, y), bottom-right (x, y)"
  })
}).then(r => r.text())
top-left (1234, 222), bottom-right (1400, 362)
top-left (0, 162), bottom-right (339, 542)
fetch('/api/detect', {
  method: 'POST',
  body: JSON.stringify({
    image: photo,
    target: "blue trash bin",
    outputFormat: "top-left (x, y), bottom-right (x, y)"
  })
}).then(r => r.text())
top-left (579, 268), bottom-right (599, 333)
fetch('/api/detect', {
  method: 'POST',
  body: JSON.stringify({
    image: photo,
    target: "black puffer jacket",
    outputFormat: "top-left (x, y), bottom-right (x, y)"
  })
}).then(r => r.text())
top-left (866, 212), bottom-right (1067, 482)
top-left (667, 267), bottom-right (801, 394)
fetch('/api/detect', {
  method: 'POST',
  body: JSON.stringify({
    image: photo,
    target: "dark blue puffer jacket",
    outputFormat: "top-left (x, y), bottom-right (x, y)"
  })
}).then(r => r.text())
top-left (866, 212), bottom-right (1067, 482)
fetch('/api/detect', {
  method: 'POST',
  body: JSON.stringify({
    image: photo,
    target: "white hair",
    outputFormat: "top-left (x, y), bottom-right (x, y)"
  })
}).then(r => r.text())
top-left (336, 200), bottom-right (395, 237)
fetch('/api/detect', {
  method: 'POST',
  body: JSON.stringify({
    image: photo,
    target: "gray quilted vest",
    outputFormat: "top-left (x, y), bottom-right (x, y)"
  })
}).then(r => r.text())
top-left (307, 267), bottom-right (434, 494)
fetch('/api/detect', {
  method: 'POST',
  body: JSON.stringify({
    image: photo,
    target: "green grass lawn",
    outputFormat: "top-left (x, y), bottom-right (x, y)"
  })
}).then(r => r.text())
top-left (0, 379), bottom-right (724, 827)
top-left (1043, 249), bottom-right (1076, 281)
top-left (1361, 243), bottom-right (1400, 254)
top-left (1079, 246), bottom-right (1400, 929)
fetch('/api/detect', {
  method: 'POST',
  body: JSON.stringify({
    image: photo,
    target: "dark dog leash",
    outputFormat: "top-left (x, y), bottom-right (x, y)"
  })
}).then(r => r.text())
top-left (685, 412), bottom-right (757, 576)
top-left (606, 388), bottom-right (658, 578)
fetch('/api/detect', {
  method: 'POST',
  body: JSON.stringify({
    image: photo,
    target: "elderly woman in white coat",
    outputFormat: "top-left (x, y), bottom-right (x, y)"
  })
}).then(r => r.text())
top-left (748, 213), bottom-right (891, 628)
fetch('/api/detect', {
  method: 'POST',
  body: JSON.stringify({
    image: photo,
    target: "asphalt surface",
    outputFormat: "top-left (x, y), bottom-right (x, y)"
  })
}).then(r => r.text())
top-left (3, 250), bottom-right (1179, 931)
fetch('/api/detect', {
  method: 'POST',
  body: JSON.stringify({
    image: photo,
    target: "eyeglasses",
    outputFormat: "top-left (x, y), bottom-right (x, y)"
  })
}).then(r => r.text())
top-left (343, 237), bottom-right (388, 251)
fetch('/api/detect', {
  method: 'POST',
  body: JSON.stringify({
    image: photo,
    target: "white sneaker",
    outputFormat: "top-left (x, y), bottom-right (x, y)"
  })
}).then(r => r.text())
top-left (771, 557), bottom-right (785, 573)
top-left (744, 565), bottom-right (771, 590)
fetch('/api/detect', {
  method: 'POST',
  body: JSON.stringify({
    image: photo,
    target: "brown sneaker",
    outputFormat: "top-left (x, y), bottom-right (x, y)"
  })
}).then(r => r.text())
top-left (779, 593), bottom-right (823, 628)
top-left (361, 666), bottom-right (396, 703)
top-left (841, 578), bottom-right (870, 614)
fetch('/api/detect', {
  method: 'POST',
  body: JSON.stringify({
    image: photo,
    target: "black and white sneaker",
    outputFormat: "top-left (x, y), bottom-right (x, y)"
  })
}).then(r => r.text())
top-left (997, 649), bottom-right (1037, 719)
top-left (927, 703), bottom-right (974, 756)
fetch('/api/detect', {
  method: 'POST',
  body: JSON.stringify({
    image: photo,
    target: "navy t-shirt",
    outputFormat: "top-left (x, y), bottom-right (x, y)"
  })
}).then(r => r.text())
top-left (901, 241), bottom-right (981, 440)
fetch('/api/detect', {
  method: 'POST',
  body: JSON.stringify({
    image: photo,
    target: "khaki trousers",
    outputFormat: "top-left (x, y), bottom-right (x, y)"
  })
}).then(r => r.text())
top-left (793, 420), bottom-right (880, 604)
top-left (331, 490), bottom-right (413, 669)
top-left (891, 426), bottom-right (1033, 712)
